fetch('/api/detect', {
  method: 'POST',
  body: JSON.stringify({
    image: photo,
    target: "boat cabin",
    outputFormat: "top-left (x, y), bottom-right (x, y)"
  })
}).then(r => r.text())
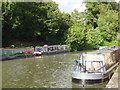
top-left (74, 46), bottom-right (120, 73)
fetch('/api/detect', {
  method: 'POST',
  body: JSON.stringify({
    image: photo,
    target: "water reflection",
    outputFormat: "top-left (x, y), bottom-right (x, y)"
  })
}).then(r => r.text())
top-left (72, 81), bottom-right (108, 88)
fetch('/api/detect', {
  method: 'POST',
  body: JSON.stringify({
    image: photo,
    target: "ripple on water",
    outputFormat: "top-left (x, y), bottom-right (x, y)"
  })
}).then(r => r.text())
top-left (34, 80), bottom-right (42, 83)
top-left (36, 64), bottom-right (39, 67)
top-left (2, 52), bottom-right (85, 88)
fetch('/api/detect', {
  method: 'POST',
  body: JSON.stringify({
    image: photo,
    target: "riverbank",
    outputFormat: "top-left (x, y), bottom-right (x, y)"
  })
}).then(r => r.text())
top-left (106, 64), bottom-right (120, 88)
top-left (0, 54), bottom-right (36, 61)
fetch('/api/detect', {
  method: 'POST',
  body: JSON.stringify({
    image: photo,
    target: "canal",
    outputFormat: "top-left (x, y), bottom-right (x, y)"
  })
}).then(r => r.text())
top-left (2, 51), bottom-right (108, 88)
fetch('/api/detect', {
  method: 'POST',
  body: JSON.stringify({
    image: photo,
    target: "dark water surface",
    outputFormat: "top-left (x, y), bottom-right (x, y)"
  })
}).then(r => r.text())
top-left (2, 52), bottom-right (108, 88)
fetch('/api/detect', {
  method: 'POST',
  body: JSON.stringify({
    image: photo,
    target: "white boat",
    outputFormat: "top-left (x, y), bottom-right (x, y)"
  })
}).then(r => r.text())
top-left (72, 46), bottom-right (120, 85)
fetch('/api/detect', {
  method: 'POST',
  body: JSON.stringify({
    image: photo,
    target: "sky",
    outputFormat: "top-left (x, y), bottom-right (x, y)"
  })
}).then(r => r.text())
top-left (52, 0), bottom-right (119, 14)
top-left (52, 0), bottom-right (86, 14)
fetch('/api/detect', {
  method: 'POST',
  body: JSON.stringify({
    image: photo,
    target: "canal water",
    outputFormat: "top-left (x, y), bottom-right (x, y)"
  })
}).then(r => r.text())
top-left (2, 51), bottom-right (108, 88)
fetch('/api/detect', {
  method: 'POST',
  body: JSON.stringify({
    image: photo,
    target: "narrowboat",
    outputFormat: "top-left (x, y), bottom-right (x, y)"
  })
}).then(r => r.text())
top-left (34, 47), bottom-right (43, 56)
top-left (35, 45), bottom-right (68, 55)
top-left (72, 46), bottom-right (120, 85)
top-left (1, 47), bottom-right (35, 61)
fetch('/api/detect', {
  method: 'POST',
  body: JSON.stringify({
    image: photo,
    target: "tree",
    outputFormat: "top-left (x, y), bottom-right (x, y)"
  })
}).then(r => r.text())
top-left (97, 3), bottom-right (118, 42)
top-left (65, 2), bottom-right (118, 51)
top-left (85, 2), bottom-right (118, 47)
top-left (2, 2), bottom-right (71, 47)
top-left (65, 23), bottom-right (86, 51)
top-left (2, 2), bottom-right (16, 46)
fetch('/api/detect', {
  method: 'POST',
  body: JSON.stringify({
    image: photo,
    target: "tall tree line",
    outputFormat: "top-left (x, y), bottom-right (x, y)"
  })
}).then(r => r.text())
top-left (2, 2), bottom-right (71, 47)
top-left (65, 2), bottom-right (119, 51)
top-left (2, 1), bottom-right (119, 51)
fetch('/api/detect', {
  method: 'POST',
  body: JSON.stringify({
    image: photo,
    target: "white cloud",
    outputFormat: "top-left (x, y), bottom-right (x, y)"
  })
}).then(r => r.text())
top-left (115, 0), bottom-right (119, 2)
top-left (52, 0), bottom-right (86, 14)
top-left (53, 0), bottom-right (119, 14)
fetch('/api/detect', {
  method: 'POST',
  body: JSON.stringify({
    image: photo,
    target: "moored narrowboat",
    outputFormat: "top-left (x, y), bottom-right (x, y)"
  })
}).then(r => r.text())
top-left (35, 45), bottom-right (68, 55)
top-left (34, 46), bottom-right (43, 56)
top-left (1, 47), bottom-right (35, 61)
top-left (72, 46), bottom-right (120, 85)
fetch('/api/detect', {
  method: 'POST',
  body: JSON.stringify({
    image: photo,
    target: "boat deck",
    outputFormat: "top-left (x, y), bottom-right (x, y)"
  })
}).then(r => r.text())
top-left (86, 46), bottom-right (120, 55)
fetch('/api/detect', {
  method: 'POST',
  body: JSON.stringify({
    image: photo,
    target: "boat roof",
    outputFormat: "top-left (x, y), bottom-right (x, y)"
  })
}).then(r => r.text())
top-left (85, 46), bottom-right (120, 55)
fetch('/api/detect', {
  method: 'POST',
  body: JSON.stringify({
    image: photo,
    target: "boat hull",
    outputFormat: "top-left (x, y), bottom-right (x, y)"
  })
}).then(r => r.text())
top-left (72, 78), bottom-right (105, 85)
top-left (72, 72), bottom-right (111, 85)
top-left (72, 62), bottom-right (119, 85)
top-left (36, 54), bottom-right (42, 56)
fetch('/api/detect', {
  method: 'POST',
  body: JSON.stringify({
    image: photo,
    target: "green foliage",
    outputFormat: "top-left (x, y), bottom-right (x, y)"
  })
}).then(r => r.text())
top-left (97, 4), bottom-right (118, 42)
top-left (2, 2), bottom-right (71, 47)
top-left (103, 40), bottom-right (118, 46)
top-left (86, 28), bottom-right (103, 49)
top-left (65, 23), bottom-right (85, 51)
top-left (2, 2), bottom-right (119, 51)
top-left (118, 40), bottom-right (120, 46)
top-left (65, 2), bottom-right (118, 51)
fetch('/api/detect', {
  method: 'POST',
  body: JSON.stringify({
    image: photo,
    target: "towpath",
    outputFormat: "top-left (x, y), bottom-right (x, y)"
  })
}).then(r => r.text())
top-left (106, 64), bottom-right (120, 89)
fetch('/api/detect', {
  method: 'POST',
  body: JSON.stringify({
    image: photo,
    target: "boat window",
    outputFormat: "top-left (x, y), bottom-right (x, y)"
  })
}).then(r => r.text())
top-left (85, 61), bottom-right (104, 73)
